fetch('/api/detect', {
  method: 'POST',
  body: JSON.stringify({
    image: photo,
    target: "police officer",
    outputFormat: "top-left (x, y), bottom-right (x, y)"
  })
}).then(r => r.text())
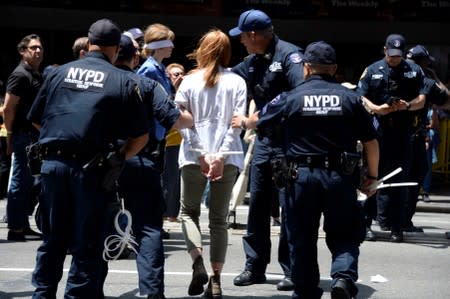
top-left (404, 45), bottom-right (449, 227)
top-left (257, 41), bottom-right (379, 299)
top-left (228, 9), bottom-right (304, 291)
top-left (357, 34), bottom-right (426, 242)
top-left (27, 19), bottom-right (149, 298)
top-left (110, 34), bottom-right (193, 299)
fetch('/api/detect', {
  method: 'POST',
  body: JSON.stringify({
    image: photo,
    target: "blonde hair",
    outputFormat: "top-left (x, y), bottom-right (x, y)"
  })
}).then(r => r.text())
top-left (142, 23), bottom-right (175, 57)
top-left (188, 29), bottom-right (231, 88)
top-left (166, 63), bottom-right (185, 73)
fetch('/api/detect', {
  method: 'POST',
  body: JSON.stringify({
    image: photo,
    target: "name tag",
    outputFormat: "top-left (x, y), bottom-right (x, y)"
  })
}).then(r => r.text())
top-left (269, 62), bottom-right (283, 72)
top-left (404, 71), bottom-right (417, 78)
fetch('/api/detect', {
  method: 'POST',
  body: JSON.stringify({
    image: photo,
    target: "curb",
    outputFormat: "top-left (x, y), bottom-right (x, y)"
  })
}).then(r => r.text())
top-left (416, 203), bottom-right (450, 213)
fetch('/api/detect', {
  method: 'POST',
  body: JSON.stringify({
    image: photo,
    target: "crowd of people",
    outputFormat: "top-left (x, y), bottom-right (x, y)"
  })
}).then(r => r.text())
top-left (0, 7), bottom-right (449, 299)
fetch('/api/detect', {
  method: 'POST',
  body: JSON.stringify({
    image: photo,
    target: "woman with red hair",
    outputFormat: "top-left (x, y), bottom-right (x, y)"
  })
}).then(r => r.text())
top-left (175, 29), bottom-right (247, 299)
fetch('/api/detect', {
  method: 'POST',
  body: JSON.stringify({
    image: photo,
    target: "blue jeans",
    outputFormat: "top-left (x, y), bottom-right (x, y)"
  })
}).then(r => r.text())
top-left (7, 131), bottom-right (35, 230)
top-left (423, 129), bottom-right (439, 194)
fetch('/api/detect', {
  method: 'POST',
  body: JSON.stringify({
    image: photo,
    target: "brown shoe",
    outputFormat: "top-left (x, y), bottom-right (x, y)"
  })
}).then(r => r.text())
top-left (204, 275), bottom-right (222, 299)
top-left (188, 256), bottom-right (208, 295)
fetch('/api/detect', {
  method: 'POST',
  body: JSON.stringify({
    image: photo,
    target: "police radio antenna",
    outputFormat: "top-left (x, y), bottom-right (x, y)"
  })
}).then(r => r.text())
top-left (103, 195), bottom-right (138, 261)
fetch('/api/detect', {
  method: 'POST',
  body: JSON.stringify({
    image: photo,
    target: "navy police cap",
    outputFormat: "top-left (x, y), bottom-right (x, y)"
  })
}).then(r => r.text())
top-left (407, 44), bottom-right (435, 62)
top-left (229, 9), bottom-right (272, 37)
top-left (385, 34), bottom-right (405, 57)
top-left (88, 18), bottom-right (121, 47)
top-left (118, 34), bottom-right (137, 61)
top-left (303, 41), bottom-right (336, 65)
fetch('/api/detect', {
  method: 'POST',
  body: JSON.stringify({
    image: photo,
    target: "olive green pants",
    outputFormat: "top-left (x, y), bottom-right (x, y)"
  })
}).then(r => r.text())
top-left (180, 164), bottom-right (238, 263)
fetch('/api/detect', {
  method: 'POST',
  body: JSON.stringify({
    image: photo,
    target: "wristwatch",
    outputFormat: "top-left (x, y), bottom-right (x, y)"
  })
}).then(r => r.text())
top-left (406, 102), bottom-right (411, 110)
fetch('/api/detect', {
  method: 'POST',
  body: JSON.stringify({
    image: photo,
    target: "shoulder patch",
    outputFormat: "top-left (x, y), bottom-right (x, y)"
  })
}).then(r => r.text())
top-left (134, 85), bottom-right (143, 102)
top-left (289, 53), bottom-right (302, 64)
top-left (270, 94), bottom-right (282, 105)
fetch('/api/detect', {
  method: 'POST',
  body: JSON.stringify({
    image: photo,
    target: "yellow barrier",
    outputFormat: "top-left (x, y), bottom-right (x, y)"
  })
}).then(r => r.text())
top-left (432, 119), bottom-right (450, 179)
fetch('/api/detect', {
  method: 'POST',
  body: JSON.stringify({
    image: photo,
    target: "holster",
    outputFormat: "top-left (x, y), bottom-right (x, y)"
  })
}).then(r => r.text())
top-left (82, 149), bottom-right (126, 192)
top-left (101, 151), bottom-right (126, 192)
top-left (270, 156), bottom-right (288, 189)
top-left (340, 152), bottom-right (361, 175)
top-left (25, 142), bottom-right (42, 176)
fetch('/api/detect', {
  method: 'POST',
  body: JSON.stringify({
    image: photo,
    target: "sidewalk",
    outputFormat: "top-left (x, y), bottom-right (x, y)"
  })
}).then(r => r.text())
top-left (416, 181), bottom-right (450, 213)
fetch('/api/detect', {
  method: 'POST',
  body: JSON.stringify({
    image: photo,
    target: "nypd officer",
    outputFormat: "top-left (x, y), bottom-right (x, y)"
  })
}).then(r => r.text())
top-left (357, 34), bottom-right (426, 242)
top-left (229, 9), bottom-right (304, 291)
top-left (109, 34), bottom-right (193, 299)
top-left (27, 19), bottom-right (149, 298)
top-left (404, 45), bottom-right (449, 227)
top-left (257, 41), bottom-right (379, 299)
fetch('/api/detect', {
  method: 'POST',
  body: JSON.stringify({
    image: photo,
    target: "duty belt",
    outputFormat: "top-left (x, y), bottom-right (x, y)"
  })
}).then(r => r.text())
top-left (289, 154), bottom-right (342, 169)
top-left (40, 146), bottom-right (96, 164)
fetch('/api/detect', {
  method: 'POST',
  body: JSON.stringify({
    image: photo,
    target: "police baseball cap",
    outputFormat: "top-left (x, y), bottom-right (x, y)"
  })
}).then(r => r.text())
top-left (303, 41), bottom-right (336, 65)
top-left (229, 9), bottom-right (272, 37)
top-left (88, 18), bottom-right (121, 46)
top-left (406, 44), bottom-right (435, 62)
top-left (385, 34), bottom-right (405, 57)
top-left (118, 34), bottom-right (137, 61)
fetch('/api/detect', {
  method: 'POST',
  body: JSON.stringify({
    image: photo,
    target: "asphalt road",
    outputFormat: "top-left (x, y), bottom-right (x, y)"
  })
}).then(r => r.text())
top-left (0, 201), bottom-right (449, 299)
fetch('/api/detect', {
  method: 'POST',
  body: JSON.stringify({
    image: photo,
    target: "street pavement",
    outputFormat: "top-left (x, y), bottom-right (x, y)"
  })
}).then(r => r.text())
top-left (0, 185), bottom-right (449, 299)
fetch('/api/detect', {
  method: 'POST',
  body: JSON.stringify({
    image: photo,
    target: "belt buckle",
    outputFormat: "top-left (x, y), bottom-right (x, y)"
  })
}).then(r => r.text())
top-left (324, 156), bottom-right (329, 169)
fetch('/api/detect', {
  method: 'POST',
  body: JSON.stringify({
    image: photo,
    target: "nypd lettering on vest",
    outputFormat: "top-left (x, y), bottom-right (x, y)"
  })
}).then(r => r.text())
top-left (302, 94), bottom-right (343, 116)
top-left (62, 67), bottom-right (107, 91)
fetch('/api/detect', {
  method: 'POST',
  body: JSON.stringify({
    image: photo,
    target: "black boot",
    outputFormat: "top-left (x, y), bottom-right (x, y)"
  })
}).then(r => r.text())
top-left (188, 256), bottom-right (208, 295)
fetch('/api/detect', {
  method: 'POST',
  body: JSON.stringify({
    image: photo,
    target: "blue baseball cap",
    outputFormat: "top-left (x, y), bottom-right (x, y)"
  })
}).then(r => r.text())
top-left (385, 34), bottom-right (405, 57)
top-left (406, 44), bottom-right (435, 62)
top-left (88, 18), bottom-right (121, 46)
top-left (229, 9), bottom-right (272, 37)
top-left (303, 41), bottom-right (336, 65)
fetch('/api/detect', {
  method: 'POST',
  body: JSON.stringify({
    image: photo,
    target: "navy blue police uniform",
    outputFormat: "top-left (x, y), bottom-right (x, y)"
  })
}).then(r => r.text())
top-left (27, 20), bottom-right (148, 298)
top-left (257, 41), bottom-right (377, 299)
top-left (403, 45), bottom-right (448, 229)
top-left (114, 61), bottom-right (180, 297)
top-left (231, 34), bottom-right (304, 283)
top-left (358, 55), bottom-right (425, 236)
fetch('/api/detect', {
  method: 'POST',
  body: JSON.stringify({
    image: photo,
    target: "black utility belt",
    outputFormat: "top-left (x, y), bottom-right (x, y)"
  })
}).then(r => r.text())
top-left (290, 154), bottom-right (342, 169)
top-left (289, 152), bottom-right (360, 174)
top-left (40, 146), bottom-right (96, 164)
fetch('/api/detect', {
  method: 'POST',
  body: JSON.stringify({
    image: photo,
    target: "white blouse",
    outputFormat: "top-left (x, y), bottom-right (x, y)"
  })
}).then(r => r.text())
top-left (175, 67), bottom-right (247, 171)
